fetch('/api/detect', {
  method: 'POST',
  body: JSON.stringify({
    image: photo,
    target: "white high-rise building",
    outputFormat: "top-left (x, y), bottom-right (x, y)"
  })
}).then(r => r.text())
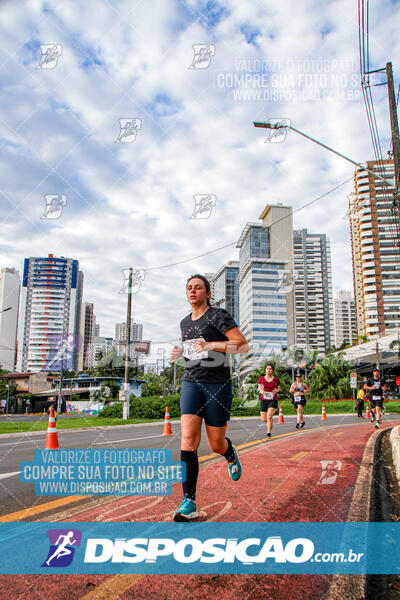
top-left (205, 273), bottom-right (216, 299)
top-left (293, 229), bottom-right (334, 354)
top-left (78, 302), bottom-right (95, 371)
top-left (17, 254), bottom-right (83, 372)
top-left (349, 159), bottom-right (400, 336)
top-left (0, 268), bottom-right (20, 371)
top-left (92, 336), bottom-right (114, 367)
top-left (334, 290), bottom-right (357, 348)
top-left (114, 320), bottom-right (143, 358)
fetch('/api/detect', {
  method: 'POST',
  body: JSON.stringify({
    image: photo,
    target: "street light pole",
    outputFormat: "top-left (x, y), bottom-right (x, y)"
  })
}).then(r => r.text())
top-left (123, 268), bottom-right (133, 420)
top-left (5, 384), bottom-right (9, 415)
top-left (253, 122), bottom-right (397, 188)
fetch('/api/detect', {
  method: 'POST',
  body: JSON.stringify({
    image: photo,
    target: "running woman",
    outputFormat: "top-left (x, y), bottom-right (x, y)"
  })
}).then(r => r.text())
top-left (364, 368), bottom-right (387, 429)
top-left (258, 364), bottom-right (281, 440)
top-left (170, 274), bottom-right (249, 522)
top-left (289, 372), bottom-right (309, 429)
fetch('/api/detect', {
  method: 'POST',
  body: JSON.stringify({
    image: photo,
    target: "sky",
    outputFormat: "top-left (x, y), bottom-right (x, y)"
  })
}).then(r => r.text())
top-left (0, 0), bottom-right (399, 359)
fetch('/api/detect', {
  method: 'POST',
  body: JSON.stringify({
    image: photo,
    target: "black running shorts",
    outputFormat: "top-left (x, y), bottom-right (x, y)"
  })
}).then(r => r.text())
top-left (292, 396), bottom-right (306, 407)
top-left (260, 399), bottom-right (278, 412)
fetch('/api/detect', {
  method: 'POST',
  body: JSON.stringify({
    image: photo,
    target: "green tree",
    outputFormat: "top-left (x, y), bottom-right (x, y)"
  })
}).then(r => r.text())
top-left (307, 354), bottom-right (354, 401)
top-left (245, 359), bottom-right (292, 400)
top-left (100, 380), bottom-right (120, 400)
top-left (160, 359), bottom-right (185, 388)
top-left (389, 339), bottom-right (400, 357)
top-left (141, 373), bottom-right (170, 397)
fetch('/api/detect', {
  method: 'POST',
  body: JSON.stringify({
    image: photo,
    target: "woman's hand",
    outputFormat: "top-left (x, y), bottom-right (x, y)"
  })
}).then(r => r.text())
top-left (170, 346), bottom-right (183, 362)
top-left (193, 340), bottom-right (214, 353)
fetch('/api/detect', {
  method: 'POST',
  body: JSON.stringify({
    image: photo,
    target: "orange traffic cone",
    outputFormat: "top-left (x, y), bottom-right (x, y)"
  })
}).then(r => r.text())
top-left (163, 406), bottom-right (172, 436)
top-left (278, 404), bottom-right (284, 424)
top-left (321, 402), bottom-right (327, 421)
top-left (45, 407), bottom-right (60, 449)
top-left (365, 402), bottom-right (371, 419)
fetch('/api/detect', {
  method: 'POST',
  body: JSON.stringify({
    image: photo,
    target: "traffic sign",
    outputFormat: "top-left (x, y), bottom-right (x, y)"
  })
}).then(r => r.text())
top-left (350, 373), bottom-right (357, 389)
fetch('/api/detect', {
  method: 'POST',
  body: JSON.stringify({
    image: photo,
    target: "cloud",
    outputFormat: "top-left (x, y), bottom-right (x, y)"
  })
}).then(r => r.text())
top-left (0, 0), bottom-right (398, 357)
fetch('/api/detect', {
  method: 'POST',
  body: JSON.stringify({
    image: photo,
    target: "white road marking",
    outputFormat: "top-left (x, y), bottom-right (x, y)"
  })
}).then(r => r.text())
top-left (93, 434), bottom-right (174, 445)
top-left (0, 471), bottom-right (20, 480)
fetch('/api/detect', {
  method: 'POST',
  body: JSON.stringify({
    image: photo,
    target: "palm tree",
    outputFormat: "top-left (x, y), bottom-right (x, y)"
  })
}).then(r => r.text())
top-left (389, 339), bottom-right (400, 357)
top-left (308, 354), bottom-right (354, 401)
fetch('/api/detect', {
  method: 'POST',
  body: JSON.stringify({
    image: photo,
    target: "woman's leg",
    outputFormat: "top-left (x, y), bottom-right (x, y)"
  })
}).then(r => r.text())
top-left (261, 410), bottom-right (268, 425)
top-left (180, 414), bottom-right (202, 500)
top-left (298, 405), bottom-right (304, 423)
top-left (267, 407), bottom-right (276, 434)
top-left (206, 424), bottom-right (241, 481)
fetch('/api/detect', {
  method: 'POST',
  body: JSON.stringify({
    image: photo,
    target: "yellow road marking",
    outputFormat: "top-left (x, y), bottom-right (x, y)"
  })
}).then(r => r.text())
top-left (0, 422), bottom-right (358, 523)
top-left (80, 575), bottom-right (145, 600)
top-left (0, 495), bottom-right (87, 522)
top-left (333, 432), bottom-right (343, 436)
top-left (290, 451), bottom-right (309, 461)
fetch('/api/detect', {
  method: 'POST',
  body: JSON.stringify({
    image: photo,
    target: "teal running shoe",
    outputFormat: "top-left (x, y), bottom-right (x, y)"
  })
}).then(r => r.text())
top-left (228, 446), bottom-right (242, 481)
top-left (173, 496), bottom-right (199, 522)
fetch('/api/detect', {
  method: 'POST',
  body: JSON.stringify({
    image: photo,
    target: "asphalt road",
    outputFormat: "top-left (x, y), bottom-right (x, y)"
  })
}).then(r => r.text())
top-left (1, 413), bottom-right (399, 518)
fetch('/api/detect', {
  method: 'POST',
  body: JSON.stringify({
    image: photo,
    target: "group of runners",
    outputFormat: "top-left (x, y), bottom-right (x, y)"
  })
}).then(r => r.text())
top-left (170, 273), bottom-right (389, 522)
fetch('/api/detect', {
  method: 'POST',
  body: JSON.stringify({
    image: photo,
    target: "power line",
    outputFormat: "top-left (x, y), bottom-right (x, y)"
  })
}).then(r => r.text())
top-left (144, 176), bottom-right (353, 272)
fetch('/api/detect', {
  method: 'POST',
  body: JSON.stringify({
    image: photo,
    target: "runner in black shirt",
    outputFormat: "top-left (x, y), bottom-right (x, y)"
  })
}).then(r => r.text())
top-left (364, 368), bottom-right (387, 428)
top-left (170, 274), bottom-right (249, 521)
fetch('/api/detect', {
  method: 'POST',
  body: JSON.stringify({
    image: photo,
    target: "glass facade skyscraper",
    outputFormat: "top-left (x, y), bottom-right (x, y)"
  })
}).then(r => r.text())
top-left (213, 261), bottom-right (239, 323)
top-left (237, 205), bottom-right (295, 375)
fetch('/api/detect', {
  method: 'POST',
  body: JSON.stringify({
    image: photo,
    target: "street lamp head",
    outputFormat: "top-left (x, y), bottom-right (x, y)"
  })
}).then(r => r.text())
top-left (253, 121), bottom-right (286, 129)
top-left (0, 307), bottom-right (12, 314)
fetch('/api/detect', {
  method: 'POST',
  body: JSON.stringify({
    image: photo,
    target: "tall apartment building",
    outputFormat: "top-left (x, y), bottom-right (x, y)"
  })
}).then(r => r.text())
top-left (333, 290), bottom-right (357, 347)
top-left (349, 159), bottom-right (400, 336)
top-left (293, 229), bottom-right (334, 354)
top-left (205, 273), bottom-right (216, 299)
top-left (78, 302), bottom-right (94, 371)
top-left (0, 268), bottom-right (20, 371)
top-left (237, 204), bottom-right (295, 374)
top-left (92, 336), bottom-right (114, 367)
top-left (213, 261), bottom-right (239, 322)
top-left (17, 254), bottom-right (83, 372)
top-left (114, 320), bottom-right (143, 357)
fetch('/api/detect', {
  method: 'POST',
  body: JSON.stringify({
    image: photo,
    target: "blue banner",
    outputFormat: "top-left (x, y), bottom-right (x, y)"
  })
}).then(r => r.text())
top-left (0, 522), bottom-right (398, 574)
top-left (20, 449), bottom-right (185, 496)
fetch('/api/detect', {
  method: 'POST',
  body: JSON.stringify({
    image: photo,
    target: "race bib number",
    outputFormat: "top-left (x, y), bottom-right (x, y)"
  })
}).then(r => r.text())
top-left (372, 395), bottom-right (381, 401)
top-left (182, 338), bottom-right (208, 360)
top-left (264, 392), bottom-right (274, 400)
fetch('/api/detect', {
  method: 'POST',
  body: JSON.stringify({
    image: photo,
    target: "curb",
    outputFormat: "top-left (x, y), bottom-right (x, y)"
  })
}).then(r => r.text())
top-left (326, 428), bottom-right (380, 600)
top-left (389, 425), bottom-right (400, 481)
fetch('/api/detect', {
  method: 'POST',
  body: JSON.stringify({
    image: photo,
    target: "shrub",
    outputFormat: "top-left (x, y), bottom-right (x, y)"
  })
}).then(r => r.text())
top-left (99, 395), bottom-right (181, 419)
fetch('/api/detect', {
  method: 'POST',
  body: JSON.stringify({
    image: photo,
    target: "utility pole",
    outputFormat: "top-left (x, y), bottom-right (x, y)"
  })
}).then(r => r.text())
top-left (123, 268), bottom-right (133, 420)
top-left (386, 62), bottom-right (400, 207)
top-left (375, 341), bottom-right (380, 371)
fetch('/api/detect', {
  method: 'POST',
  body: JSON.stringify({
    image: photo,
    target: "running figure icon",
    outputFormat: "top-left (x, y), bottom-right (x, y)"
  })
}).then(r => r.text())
top-left (45, 531), bottom-right (77, 566)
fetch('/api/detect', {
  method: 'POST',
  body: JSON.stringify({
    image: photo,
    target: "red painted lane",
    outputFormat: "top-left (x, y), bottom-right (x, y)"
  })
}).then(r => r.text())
top-left (1, 421), bottom-right (396, 600)
top-left (69, 420), bottom-right (385, 524)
